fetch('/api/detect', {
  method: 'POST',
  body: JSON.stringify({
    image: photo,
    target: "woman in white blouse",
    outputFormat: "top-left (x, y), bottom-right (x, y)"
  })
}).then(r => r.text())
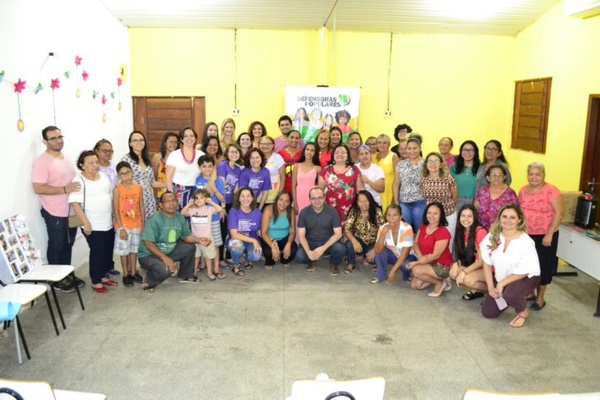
top-left (480, 204), bottom-right (540, 328)
top-left (165, 127), bottom-right (204, 211)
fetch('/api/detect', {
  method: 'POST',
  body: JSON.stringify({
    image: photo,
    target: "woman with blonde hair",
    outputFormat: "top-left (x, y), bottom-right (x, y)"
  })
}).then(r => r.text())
top-left (220, 118), bottom-right (237, 152)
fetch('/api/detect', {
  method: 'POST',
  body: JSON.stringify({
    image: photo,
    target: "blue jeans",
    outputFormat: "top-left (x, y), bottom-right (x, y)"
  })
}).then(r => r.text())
top-left (344, 238), bottom-right (374, 266)
top-left (83, 229), bottom-right (115, 284)
top-left (227, 239), bottom-right (263, 267)
top-left (400, 200), bottom-right (426, 234)
top-left (375, 248), bottom-right (417, 282)
top-left (295, 240), bottom-right (346, 266)
top-left (40, 208), bottom-right (77, 265)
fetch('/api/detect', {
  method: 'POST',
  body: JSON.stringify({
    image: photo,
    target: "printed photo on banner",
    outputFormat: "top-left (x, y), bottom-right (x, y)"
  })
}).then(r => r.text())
top-left (285, 86), bottom-right (361, 143)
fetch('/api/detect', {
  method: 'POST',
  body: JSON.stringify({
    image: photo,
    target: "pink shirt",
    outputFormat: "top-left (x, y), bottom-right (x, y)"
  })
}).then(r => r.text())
top-left (518, 183), bottom-right (561, 235)
top-left (188, 205), bottom-right (215, 238)
top-left (32, 152), bottom-right (76, 217)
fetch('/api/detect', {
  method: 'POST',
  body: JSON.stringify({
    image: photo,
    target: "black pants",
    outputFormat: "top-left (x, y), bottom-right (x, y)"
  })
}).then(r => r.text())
top-left (220, 203), bottom-right (233, 260)
top-left (260, 236), bottom-right (298, 266)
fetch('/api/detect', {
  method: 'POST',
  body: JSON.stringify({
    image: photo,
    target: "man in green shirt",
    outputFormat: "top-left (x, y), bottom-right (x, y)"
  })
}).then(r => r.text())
top-left (139, 192), bottom-right (211, 292)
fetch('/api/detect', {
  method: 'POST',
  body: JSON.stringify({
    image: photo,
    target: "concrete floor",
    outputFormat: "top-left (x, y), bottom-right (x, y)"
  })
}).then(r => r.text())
top-left (1, 260), bottom-right (600, 400)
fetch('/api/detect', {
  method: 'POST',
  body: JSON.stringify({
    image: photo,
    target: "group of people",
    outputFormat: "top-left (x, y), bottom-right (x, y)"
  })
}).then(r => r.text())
top-left (31, 119), bottom-right (564, 328)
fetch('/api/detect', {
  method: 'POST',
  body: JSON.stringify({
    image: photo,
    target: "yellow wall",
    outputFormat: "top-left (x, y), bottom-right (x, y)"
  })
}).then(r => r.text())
top-left (509, 3), bottom-right (600, 191)
top-left (129, 5), bottom-right (600, 192)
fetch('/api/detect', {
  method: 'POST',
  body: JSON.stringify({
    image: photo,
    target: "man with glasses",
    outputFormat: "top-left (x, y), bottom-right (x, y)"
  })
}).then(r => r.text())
top-left (138, 191), bottom-right (204, 291)
top-left (295, 187), bottom-right (346, 276)
top-left (32, 125), bottom-right (85, 292)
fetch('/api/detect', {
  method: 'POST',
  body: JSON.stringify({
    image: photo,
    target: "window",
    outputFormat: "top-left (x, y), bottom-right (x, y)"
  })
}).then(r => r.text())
top-left (511, 77), bottom-right (552, 153)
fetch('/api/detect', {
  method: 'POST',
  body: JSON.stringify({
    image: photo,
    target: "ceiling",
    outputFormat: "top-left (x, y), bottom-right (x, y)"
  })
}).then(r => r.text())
top-left (100, 0), bottom-right (561, 37)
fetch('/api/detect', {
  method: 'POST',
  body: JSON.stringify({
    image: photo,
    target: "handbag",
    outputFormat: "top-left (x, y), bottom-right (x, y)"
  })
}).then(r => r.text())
top-left (68, 176), bottom-right (86, 228)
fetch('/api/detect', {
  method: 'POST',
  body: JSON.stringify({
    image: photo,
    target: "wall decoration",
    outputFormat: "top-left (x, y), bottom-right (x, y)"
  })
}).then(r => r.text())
top-left (13, 78), bottom-right (26, 132)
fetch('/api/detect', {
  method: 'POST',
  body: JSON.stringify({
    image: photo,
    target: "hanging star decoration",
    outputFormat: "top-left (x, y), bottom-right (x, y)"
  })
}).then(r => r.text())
top-left (64, 71), bottom-right (70, 79)
top-left (35, 83), bottom-right (43, 94)
top-left (75, 55), bottom-right (82, 66)
top-left (92, 90), bottom-right (99, 100)
top-left (119, 64), bottom-right (127, 82)
top-left (101, 94), bottom-right (107, 105)
top-left (50, 78), bottom-right (60, 90)
top-left (0, 70), bottom-right (4, 84)
top-left (82, 70), bottom-right (89, 81)
top-left (14, 79), bottom-right (26, 93)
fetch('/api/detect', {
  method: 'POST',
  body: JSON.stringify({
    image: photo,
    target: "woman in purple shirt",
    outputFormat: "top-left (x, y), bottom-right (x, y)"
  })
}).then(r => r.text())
top-left (239, 148), bottom-right (272, 210)
top-left (227, 187), bottom-right (263, 276)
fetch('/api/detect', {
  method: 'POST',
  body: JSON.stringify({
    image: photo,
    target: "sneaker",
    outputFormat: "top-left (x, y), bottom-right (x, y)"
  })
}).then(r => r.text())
top-left (53, 281), bottom-right (76, 293)
top-left (178, 278), bottom-right (199, 284)
top-left (106, 269), bottom-right (121, 276)
top-left (131, 272), bottom-right (144, 284)
top-left (306, 261), bottom-right (316, 272)
top-left (123, 275), bottom-right (134, 287)
top-left (330, 265), bottom-right (340, 277)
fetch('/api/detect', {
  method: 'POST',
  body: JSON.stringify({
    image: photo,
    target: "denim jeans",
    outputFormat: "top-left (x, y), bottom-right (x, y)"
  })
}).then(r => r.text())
top-left (139, 241), bottom-right (195, 287)
top-left (400, 200), bottom-right (426, 234)
top-left (227, 239), bottom-right (263, 267)
top-left (344, 237), bottom-right (374, 266)
top-left (83, 229), bottom-right (115, 284)
top-left (375, 248), bottom-right (417, 282)
top-left (40, 207), bottom-right (77, 265)
top-left (295, 240), bottom-right (346, 266)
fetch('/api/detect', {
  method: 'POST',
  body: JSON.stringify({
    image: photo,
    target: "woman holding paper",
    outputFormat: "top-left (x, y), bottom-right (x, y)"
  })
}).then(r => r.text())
top-left (480, 204), bottom-right (540, 328)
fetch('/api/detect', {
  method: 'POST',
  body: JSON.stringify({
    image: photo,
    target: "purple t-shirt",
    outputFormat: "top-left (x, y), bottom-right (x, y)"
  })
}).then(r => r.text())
top-left (239, 167), bottom-right (272, 198)
top-left (227, 207), bottom-right (262, 241)
top-left (217, 161), bottom-right (242, 205)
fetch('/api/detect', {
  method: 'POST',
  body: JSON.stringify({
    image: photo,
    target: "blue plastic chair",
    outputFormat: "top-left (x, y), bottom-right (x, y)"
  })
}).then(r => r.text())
top-left (0, 301), bottom-right (24, 364)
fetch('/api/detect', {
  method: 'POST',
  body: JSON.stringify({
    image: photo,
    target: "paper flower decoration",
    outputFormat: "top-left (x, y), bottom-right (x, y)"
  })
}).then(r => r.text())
top-left (117, 77), bottom-right (122, 87)
top-left (0, 70), bottom-right (4, 84)
top-left (110, 92), bottom-right (115, 99)
top-left (82, 70), bottom-right (89, 81)
top-left (75, 55), bottom-right (82, 66)
top-left (101, 94), bottom-right (107, 105)
top-left (92, 90), bottom-right (98, 100)
top-left (50, 78), bottom-right (60, 90)
top-left (119, 64), bottom-right (127, 81)
top-left (64, 71), bottom-right (70, 79)
top-left (14, 79), bottom-right (26, 94)
top-left (35, 83), bottom-right (43, 94)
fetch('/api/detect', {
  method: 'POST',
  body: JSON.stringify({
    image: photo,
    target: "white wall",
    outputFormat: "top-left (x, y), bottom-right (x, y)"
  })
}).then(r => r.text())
top-left (0, 0), bottom-right (132, 268)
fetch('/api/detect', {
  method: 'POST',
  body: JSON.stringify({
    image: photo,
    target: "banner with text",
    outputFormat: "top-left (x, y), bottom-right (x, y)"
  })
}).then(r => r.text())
top-left (284, 86), bottom-right (361, 143)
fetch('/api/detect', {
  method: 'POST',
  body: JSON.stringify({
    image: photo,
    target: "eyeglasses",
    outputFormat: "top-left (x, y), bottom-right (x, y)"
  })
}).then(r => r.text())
top-left (131, 139), bottom-right (145, 143)
top-left (427, 159), bottom-right (441, 164)
top-left (462, 148), bottom-right (475, 153)
top-left (310, 197), bottom-right (324, 201)
top-left (99, 149), bottom-right (114, 154)
top-left (46, 135), bottom-right (65, 142)
top-left (485, 146), bottom-right (499, 152)
top-left (118, 171), bottom-right (132, 176)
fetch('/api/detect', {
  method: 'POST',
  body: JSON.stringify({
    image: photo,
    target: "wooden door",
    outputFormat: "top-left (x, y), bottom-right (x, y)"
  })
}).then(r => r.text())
top-left (579, 95), bottom-right (600, 227)
top-left (133, 97), bottom-right (206, 155)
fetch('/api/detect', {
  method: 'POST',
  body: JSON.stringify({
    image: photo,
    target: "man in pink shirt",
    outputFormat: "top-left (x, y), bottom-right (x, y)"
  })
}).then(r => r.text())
top-left (32, 126), bottom-right (84, 292)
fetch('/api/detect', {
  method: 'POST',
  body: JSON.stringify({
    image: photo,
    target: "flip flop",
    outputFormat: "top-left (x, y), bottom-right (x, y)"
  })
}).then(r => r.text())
top-left (215, 272), bottom-right (226, 280)
top-left (509, 310), bottom-right (529, 328)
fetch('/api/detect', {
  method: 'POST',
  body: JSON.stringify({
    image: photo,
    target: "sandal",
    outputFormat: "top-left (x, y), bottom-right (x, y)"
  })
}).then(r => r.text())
top-left (244, 263), bottom-right (253, 270)
top-left (344, 265), bottom-right (355, 274)
top-left (265, 265), bottom-right (273, 270)
top-left (216, 272), bottom-right (226, 280)
top-left (208, 274), bottom-right (217, 281)
top-left (142, 285), bottom-right (155, 293)
top-left (232, 267), bottom-right (246, 276)
top-left (509, 310), bottom-right (529, 328)
top-left (462, 291), bottom-right (484, 301)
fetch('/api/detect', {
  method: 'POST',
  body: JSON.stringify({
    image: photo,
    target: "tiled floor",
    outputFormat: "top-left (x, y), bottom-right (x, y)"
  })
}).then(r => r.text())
top-left (1, 260), bottom-right (599, 399)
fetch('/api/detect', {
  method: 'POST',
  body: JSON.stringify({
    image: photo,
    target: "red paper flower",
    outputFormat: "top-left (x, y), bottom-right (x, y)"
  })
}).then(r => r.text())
top-left (75, 55), bottom-right (82, 66)
top-left (14, 79), bottom-right (26, 94)
top-left (82, 70), bottom-right (89, 81)
top-left (101, 94), bottom-right (107, 105)
top-left (50, 78), bottom-right (60, 90)
top-left (117, 77), bottom-right (122, 87)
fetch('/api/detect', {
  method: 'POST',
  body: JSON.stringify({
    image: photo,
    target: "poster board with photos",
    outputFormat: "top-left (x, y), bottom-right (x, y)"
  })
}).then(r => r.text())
top-left (0, 214), bottom-right (43, 285)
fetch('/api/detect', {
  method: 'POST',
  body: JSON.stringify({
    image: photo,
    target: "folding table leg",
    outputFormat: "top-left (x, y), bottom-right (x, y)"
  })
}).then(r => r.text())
top-left (50, 286), bottom-right (67, 329)
top-left (15, 316), bottom-right (30, 360)
top-left (44, 291), bottom-right (60, 336)
top-left (72, 273), bottom-right (85, 311)
top-left (13, 317), bottom-right (22, 364)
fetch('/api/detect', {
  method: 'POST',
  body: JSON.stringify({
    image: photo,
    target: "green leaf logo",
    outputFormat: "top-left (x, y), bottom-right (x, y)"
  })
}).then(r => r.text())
top-left (338, 94), bottom-right (351, 106)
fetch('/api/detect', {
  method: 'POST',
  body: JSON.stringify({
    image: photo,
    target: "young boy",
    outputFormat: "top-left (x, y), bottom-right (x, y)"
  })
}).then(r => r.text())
top-left (113, 161), bottom-right (145, 287)
top-left (182, 188), bottom-right (224, 281)
top-left (194, 155), bottom-right (227, 277)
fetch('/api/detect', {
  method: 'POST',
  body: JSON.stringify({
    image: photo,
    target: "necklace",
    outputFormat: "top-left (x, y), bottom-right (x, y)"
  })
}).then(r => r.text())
top-left (182, 148), bottom-right (195, 165)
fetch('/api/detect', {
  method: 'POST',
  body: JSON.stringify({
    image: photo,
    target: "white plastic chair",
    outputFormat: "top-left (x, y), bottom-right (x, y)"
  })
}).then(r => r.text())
top-left (0, 378), bottom-right (106, 400)
top-left (0, 284), bottom-right (47, 364)
top-left (463, 389), bottom-right (600, 399)
top-left (19, 264), bottom-right (85, 333)
top-left (286, 373), bottom-right (385, 400)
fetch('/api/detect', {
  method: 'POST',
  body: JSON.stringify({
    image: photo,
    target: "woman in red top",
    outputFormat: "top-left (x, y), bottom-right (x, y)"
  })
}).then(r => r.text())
top-left (407, 201), bottom-right (454, 297)
top-left (316, 129), bottom-right (332, 168)
top-left (449, 204), bottom-right (488, 300)
top-left (278, 130), bottom-right (303, 193)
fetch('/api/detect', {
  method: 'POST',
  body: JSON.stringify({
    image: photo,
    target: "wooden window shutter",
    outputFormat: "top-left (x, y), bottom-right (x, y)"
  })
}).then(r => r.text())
top-left (511, 77), bottom-right (552, 153)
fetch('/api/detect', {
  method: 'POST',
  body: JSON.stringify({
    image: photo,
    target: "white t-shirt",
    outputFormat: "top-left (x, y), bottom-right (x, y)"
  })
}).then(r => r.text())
top-left (68, 173), bottom-right (113, 231)
top-left (480, 232), bottom-right (540, 281)
top-left (355, 162), bottom-right (385, 205)
top-left (376, 221), bottom-right (414, 258)
top-left (166, 149), bottom-right (204, 186)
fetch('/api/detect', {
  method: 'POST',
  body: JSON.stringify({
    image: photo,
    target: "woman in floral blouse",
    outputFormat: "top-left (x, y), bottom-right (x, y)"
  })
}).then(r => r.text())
top-left (344, 190), bottom-right (385, 273)
top-left (474, 164), bottom-right (519, 230)
top-left (318, 143), bottom-right (365, 227)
